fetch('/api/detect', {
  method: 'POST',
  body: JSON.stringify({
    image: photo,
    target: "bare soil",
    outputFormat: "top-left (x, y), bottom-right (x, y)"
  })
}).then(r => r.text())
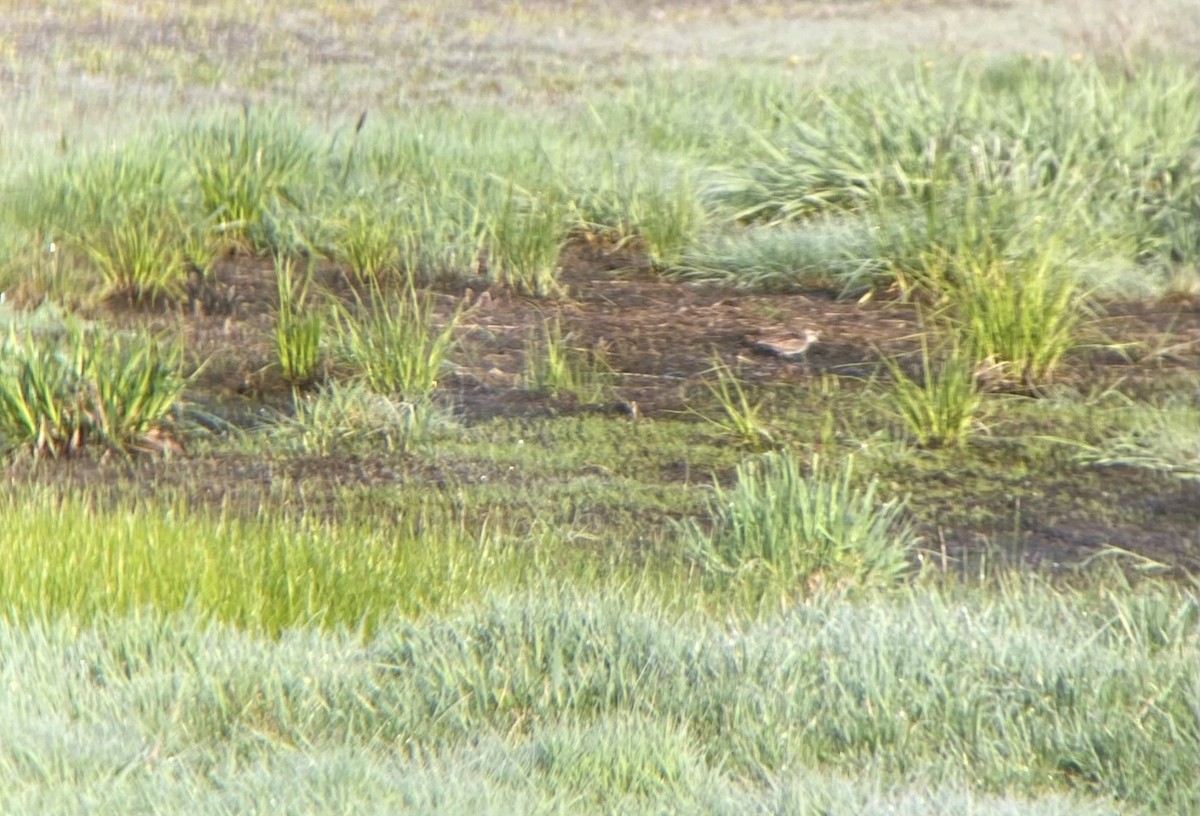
top-left (3, 0), bottom-right (1197, 575)
top-left (13, 234), bottom-right (1197, 575)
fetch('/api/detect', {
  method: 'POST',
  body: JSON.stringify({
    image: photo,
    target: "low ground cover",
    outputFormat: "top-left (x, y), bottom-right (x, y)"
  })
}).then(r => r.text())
top-left (0, 0), bottom-right (1197, 813)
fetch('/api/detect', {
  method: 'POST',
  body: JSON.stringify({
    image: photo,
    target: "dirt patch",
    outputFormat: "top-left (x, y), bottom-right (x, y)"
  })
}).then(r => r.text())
top-left (11, 234), bottom-right (1198, 575)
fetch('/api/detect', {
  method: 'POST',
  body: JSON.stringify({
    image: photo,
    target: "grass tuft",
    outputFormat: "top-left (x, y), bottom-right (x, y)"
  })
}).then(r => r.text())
top-left (182, 108), bottom-right (316, 251)
top-left (950, 250), bottom-right (1090, 386)
top-left (266, 381), bottom-right (452, 456)
top-left (0, 322), bottom-right (184, 456)
top-left (272, 257), bottom-right (324, 386)
top-left (684, 452), bottom-right (918, 592)
top-left (523, 317), bottom-right (613, 404)
top-left (485, 181), bottom-right (567, 297)
top-left (331, 283), bottom-right (461, 400)
top-left (696, 356), bottom-right (774, 448)
top-left (883, 334), bottom-right (983, 448)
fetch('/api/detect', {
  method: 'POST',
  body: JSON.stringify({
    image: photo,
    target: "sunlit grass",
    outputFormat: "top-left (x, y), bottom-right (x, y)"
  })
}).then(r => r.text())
top-left (330, 282), bottom-right (462, 400)
top-left (485, 180), bottom-right (568, 297)
top-left (264, 380), bottom-right (453, 456)
top-left (695, 356), bottom-right (774, 448)
top-left (682, 451), bottom-right (918, 592)
top-left (0, 488), bottom-right (522, 633)
top-left (272, 257), bottom-right (324, 386)
top-left (0, 17), bottom-right (1196, 815)
top-left (0, 321), bottom-right (184, 456)
top-left (951, 250), bottom-right (1090, 386)
top-left (883, 334), bottom-right (983, 448)
top-left (182, 108), bottom-right (318, 252)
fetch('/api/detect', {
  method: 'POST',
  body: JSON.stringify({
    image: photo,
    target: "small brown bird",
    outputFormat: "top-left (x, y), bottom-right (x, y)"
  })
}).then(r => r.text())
top-left (749, 328), bottom-right (821, 361)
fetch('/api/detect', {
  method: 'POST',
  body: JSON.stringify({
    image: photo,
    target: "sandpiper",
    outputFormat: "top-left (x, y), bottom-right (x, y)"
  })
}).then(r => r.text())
top-left (749, 327), bottom-right (821, 361)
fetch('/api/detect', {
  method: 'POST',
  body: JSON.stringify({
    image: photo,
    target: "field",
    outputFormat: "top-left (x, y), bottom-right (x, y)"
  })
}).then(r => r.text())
top-left (1, 0), bottom-right (1198, 813)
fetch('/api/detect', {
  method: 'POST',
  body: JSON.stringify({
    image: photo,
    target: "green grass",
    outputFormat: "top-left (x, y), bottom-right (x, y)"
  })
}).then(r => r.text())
top-left (0, 321), bottom-right (184, 456)
top-left (522, 316), bottom-right (613, 404)
top-left (265, 381), bottom-right (452, 456)
top-left (683, 451), bottom-right (919, 593)
top-left (694, 56), bottom-right (1198, 299)
top-left (182, 107), bottom-right (319, 252)
top-left (326, 194), bottom-right (405, 282)
top-left (883, 334), bottom-right (983, 448)
top-left (948, 250), bottom-right (1090, 386)
top-left (0, 487), bottom-right (529, 633)
top-left (272, 257), bottom-right (324, 386)
top-left (565, 157), bottom-right (706, 269)
top-left (696, 356), bottom-right (775, 448)
top-left (79, 204), bottom-right (190, 305)
top-left (0, 8), bottom-right (1197, 814)
top-left (0, 579), bottom-right (1193, 814)
top-left (484, 180), bottom-right (568, 297)
top-left (330, 283), bottom-right (462, 400)
top-left (677, 220), bottom-right (876, 293)
top-left (5, 55), bottom-right (1191, 308)
top-left (1064, 393), bottom-right (1200, 482)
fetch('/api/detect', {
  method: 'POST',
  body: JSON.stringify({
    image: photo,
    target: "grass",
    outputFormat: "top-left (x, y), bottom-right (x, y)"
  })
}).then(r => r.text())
top-left (677, 220), bottom-right (876, 293)
top-left (0, 321), bottom-right (184, 456)
top-left (697, 356), bottom-right (775, 448)
top-left (0, 579), bottom-right (1193, 814)
top-left (1066, 393), bottom-right (1200, 482)
top-left (182, 107), bottom-right (318, 252)
top-left (272, 257), bottom-right (324, 386)
top-left (522, 316), bottom-right (612, 404)
top-left (693, 56), bottom-right (1198, 299)
top-left (327, 195), bottom-right (405, 283)
top-left (0, 487), bottom-right (522, 633)
top-left (0, 5), bottom-right (1197, 813)
top-left (565, 158), bottom-right (705, 269)
top-left (266, 381), bottom-right (451, 456)
top-left (683, 451), bottom-right (919, 593)
top-left (949, 249), bottom-right (1090, 386)
top-left (330, 283), bottom-right (462, 400)
top-left (80, 204), bottom-right (189, 305)
top-left (485, 180), bottom-right (568, 297)
top-left (883, 334), bottom-right (983, 448)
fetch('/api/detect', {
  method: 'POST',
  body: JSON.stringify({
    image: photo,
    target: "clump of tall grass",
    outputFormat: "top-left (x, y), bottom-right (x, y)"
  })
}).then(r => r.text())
top-left (485, 181), bottom-right (567, 297)
top-left (80, 204), bottom-right (189, 305)
top-left (272, 258), bottom-right (324, 386)
top-left (8, 141), bottom-right (183, 248)
top-left (330, 283), bottom-right (461, 399)
top-left (522, 716), bottom-right (702, 808)
top-left (677, 220), bottom-right (876, 293)
top-left (0, 322), bottom-right (184, 456)
top-left (708, 57), bottom-right (1199, 291)
top-left (696, 356), bottom-right (774, 448)
top-left (683, 452), bottom-right (917, 590)
top-left (566, 160), bottom-right (705, 269)
top-left (523, 317), bottom-right (612, 404)
top-left (182, 108), bottom-right (317, 252)
top-left (327, 194), bottom-right (404, 282)
top-left (883, 335), bottom-right (982, 448)
top-left (4, 141), bottom-right (189, 303)
top-left (949, 250), bottom-right (1090, 386)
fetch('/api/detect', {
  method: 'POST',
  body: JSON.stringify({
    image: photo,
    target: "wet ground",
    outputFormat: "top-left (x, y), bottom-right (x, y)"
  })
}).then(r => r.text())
top-left (11, 234), bottom-right (1197, 575)
top-left (2, 0), bottom-right (1198, 575)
